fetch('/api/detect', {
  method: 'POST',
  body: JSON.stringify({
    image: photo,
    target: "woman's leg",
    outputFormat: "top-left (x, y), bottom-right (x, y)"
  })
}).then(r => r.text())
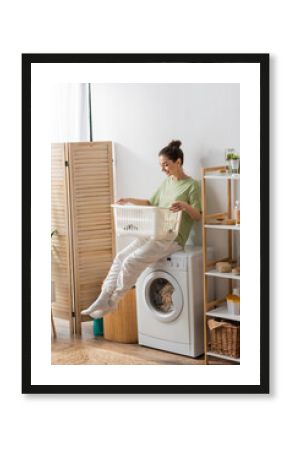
top-left (112, 239), bottom-right (182, 301)
top-left (81, 237), bottom-right (148, 315)
top-left (89, 239), bottom-right (182, 318)
top-left (102, 237), bottom-right (149, 296)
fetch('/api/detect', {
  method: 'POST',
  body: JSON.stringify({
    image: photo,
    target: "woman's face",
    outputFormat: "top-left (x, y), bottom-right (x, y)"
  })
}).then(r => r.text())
top-left (159, 155), bottom-right (181, 177)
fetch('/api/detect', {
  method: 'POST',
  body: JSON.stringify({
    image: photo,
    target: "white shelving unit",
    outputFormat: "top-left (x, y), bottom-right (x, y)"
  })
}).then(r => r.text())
top-left (204, 269), bottom-right (240, 280)
top-left (206, 352), bottom-right (240, 363)
top-left (204, 173), bottom-right (240, 180)
top-left (201, 166), bottom-right (240, 365)
top-left (205, 224), bottom-right (240, 231)
top-left (206, 302), bottom-right (240, 322)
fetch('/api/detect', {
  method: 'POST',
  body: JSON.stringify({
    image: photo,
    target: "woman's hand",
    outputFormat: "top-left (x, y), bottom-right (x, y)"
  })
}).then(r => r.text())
top-left (116, 198), bottom-right (130, 205)
top-left (170, 201), bottom-right (188, 212)
top-left (115, 198), bottom-right (151, 206)
top-left (170, 201), bottom-right (201, 220)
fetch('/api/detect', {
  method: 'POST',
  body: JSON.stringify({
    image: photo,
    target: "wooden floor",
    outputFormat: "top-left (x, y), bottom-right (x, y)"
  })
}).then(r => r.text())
top-left (51, 318), bottom-right (230, 365)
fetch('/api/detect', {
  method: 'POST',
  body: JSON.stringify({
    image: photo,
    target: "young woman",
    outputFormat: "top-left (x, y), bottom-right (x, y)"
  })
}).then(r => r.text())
top-left (81, 140), bottom-right (201, 318)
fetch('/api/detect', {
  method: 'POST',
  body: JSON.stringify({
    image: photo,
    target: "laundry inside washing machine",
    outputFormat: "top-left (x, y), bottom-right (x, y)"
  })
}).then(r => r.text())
top-left (149, 278), bottom-right (174, 313)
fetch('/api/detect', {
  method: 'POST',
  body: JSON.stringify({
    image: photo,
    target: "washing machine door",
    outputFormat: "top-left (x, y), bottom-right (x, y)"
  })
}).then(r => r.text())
top-left (143, 271), bottom-right (183, 323)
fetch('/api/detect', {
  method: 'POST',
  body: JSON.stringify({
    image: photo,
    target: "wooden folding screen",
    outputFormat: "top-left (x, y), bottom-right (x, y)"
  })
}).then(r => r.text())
top-left (51, 142), bottom-right (115, 335)
top-left (51, 143), bottom-right (73, 332)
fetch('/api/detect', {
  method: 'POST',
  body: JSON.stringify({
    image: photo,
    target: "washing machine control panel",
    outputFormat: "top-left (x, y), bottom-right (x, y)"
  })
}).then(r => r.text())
top-left (160, 255), bottom-right (188, 271)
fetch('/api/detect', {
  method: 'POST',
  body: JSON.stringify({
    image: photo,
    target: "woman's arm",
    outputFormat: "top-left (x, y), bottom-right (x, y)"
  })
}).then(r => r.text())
top-left (116, 198), bottom-right (151, 206)
top-left (170, 201), bottom-right (201, 221)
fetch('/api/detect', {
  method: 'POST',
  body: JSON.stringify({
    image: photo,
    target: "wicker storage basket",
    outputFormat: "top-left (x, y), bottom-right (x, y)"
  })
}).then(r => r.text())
top-left (208, 319), bottom-right (240, 358)
top-left (112, 205), bottom-right (182, 240)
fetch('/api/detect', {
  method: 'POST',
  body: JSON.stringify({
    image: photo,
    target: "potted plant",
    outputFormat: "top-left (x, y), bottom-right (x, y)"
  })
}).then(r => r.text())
top-left (225, 150), bottom-right (240, 174)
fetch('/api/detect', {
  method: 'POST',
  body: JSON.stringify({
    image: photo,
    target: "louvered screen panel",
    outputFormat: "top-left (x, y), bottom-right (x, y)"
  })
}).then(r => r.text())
top-left (51, 144), bottom-right (73, 329)
top-left (68, 142), bottom-right (115, 334)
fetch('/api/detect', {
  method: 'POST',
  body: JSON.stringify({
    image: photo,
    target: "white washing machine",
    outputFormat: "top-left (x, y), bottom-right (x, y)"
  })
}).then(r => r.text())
top-left (136, 246), bottom-right (214, 358)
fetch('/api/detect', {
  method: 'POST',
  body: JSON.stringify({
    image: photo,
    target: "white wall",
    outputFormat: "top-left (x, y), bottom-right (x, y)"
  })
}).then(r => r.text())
top-left (91, 83), bottom-right (239, 194)
top-left (51, 84), bottom-right (90, 143)
top-left (91, 83), bottom-right (240, 258)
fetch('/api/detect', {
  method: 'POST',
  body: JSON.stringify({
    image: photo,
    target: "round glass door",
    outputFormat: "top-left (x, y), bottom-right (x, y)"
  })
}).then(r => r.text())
top-left (143, 271), bottom-right (183, 323)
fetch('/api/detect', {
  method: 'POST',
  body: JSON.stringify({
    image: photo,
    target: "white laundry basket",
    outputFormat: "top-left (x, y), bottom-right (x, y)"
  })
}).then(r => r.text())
top-left (111, 205), bottom-right (182, 240)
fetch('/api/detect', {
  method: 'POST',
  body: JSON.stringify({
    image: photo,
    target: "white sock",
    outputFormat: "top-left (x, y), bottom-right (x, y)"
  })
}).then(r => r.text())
top-left (81, 291), bottom-right (113, 315)
top-left (89, 304), bottom-right (117, 319)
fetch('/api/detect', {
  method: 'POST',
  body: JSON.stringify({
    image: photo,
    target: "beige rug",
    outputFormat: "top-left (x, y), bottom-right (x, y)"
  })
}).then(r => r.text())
top-left (52, 345), bottom-right (159, 365)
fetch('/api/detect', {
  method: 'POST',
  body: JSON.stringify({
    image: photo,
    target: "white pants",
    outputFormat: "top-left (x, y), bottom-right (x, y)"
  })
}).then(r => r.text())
top-left (101, 237), bottom-right (182, 305)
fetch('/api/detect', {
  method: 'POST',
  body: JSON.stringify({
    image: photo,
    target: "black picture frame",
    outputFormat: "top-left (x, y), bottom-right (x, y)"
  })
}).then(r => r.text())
top-left (22, 53), bottom-right (269, 394)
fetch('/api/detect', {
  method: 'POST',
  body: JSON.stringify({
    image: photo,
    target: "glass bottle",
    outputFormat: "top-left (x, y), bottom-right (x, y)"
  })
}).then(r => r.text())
top-left (226, 288), bottom-right (240, 315)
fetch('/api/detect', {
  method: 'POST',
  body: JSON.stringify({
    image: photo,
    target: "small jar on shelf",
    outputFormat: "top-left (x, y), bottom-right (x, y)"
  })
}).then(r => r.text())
top-left (226, 288), bottom-right (240, 315)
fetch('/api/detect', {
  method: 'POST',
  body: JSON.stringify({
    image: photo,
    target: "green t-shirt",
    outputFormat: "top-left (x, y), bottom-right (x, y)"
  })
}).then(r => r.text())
top-left (149, 176), bottom-right (201, 247)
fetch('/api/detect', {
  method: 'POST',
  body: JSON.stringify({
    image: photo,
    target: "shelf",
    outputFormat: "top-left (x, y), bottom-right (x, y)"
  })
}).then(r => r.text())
top-left (205, 224), bottom-right (240, 231)
top-left (204, 173), bottom-right (240, 180)
top-left (206, 302), bottom-right (240, 322)
top-left (205, 269), bottom-right (240, 280)
top-left (206, 351), bottom-right (240, 363)
top-left (202, 166), bottom-right (241, 366)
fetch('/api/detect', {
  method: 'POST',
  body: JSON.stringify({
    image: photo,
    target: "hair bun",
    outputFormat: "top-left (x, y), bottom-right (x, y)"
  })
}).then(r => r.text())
top-left (159, 140), bottom-right (184, 165)
top-left (169, 140), bottom-right (182, 150)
